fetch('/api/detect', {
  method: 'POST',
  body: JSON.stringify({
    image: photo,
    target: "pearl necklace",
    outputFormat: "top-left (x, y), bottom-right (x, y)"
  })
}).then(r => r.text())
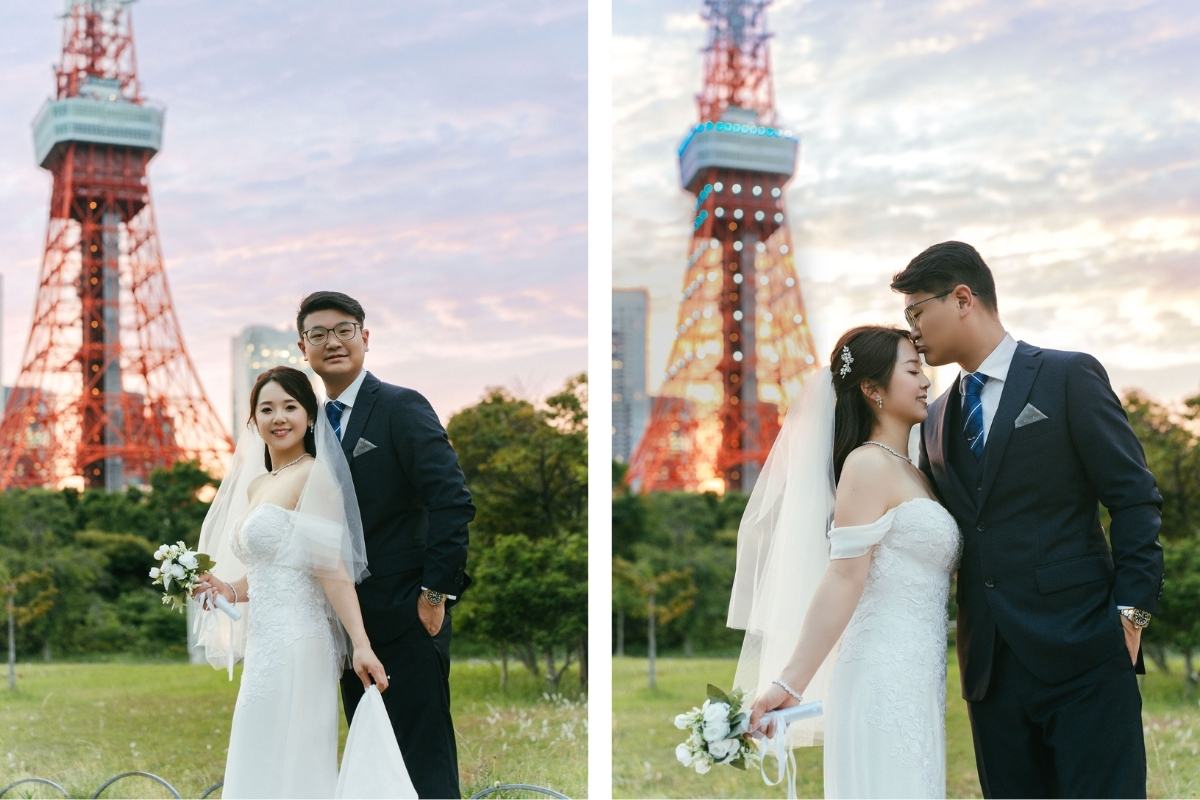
top-left (269, 453), bottom-right (311, 476)
top-left (864, 440), bottom-right (913, 464)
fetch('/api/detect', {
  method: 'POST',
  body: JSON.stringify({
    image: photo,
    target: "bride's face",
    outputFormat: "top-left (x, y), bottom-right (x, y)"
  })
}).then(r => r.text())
top-left (882, 339), bottom-right (931, 424)
top-left (254, 381), bottom-right (311, 454)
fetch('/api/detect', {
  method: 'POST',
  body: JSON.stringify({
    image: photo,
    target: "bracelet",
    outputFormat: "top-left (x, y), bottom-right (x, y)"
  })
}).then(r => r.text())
top-left (772, 678), bottom-right (803, 703)
top-left (231, 584), bottom-right (239, 605)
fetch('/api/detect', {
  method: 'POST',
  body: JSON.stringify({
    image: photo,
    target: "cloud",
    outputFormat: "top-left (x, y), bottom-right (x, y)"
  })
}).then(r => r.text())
top-left (614, 0), bottom-right (1200, 401)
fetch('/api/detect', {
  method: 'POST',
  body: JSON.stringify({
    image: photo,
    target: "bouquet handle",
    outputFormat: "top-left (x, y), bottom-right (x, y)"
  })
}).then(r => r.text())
top-left (213, 592), bottom-right (243, 621)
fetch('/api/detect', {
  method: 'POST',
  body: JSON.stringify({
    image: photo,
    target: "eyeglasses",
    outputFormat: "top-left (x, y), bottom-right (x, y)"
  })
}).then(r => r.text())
top-left (302, 322), bottom-right (361, 346)
top-left (904, 289), bottom-right (971, 327)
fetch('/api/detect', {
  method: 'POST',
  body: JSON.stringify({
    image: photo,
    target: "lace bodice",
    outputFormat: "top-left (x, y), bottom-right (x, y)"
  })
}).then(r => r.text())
top-left (827, 497), bottom-right (961, 797)
top-left (232, 504), bottom-right (339, 700)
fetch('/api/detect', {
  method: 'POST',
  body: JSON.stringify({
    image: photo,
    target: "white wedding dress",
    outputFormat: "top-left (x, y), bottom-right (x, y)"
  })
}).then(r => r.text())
top-left (220, 503), bottom-right (416, 799)
top-left (823, 497), bottom-right (961, 799)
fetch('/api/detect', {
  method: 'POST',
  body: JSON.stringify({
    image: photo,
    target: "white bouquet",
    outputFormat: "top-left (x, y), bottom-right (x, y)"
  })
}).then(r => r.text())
top-left (150, 541), bottom-right (240, 620)
top-left (674, 684), bottom-right (763, 774)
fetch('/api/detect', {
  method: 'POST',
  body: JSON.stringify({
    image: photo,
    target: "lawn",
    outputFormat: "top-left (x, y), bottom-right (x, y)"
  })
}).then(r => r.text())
top-left (0, 660), bottom-right (586, 799)
top-left (613, 654), bottom-right (1200, 798)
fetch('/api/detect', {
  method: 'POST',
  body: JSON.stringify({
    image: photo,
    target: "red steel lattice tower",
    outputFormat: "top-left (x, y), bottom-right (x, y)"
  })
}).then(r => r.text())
top-left (0, 0), bottom-right (232, 491)
top-left (628, 0), bottom-right (820, 494)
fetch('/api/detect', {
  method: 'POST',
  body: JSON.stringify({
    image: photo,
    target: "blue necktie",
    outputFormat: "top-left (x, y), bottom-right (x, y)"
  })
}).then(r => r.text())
top-left (326, 400), bottom-right (346, 441)
top-left (962, 372), bottom-right (989, 460)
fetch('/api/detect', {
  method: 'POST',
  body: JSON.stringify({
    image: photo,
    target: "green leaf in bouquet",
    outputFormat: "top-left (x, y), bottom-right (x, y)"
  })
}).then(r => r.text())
top-left (196, 554), bottom-right (217, 573)
top-left (729, 711), bottom-right (749, 736)
top-left (706, 684), bottom-right (732, 705)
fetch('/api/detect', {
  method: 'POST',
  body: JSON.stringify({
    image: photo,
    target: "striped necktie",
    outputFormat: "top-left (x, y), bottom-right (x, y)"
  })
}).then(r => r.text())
top-left (962, 372), bottom-right (989, 460)
top-left (326, 400), bottom-right (346, 441)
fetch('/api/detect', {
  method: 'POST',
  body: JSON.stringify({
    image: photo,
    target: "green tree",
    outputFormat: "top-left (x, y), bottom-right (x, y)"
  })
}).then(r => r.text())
top-left (612, 557), bottom-right (696, 688)
top-left (2, 565), bottom-right (55, 689)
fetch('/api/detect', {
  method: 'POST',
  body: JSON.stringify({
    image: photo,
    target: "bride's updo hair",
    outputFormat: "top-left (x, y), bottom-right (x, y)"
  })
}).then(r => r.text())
top-left (248, 366), bottom-right (320, 471)
top-left (830, 325), bottom-right (911, 484)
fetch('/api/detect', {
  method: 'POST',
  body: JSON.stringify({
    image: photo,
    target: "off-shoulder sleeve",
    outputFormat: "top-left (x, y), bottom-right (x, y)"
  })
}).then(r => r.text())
top-left (827, 508), bottom-right (897, 560)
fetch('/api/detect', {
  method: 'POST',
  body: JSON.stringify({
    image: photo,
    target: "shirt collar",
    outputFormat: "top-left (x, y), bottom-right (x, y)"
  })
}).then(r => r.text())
top-left (328, 368), bottom-right (367, 410)
top-left (959, 332), bottom-right (1017, 391)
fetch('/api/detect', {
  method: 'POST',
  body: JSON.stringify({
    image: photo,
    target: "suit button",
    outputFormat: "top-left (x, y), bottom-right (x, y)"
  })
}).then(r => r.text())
top-left (984, 578), bottom-right (995, 588)
top-left (976, 523), bottom-right (986, 532)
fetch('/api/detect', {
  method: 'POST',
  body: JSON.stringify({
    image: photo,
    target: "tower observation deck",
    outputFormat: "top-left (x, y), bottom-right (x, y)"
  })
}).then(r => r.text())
top-left (627, 0), bottom-right (820, 494)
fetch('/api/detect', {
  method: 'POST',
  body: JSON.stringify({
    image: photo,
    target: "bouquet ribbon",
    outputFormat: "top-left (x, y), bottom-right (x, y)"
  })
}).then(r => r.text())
top-left (192, 594), bottom-right (238, 680)
top-left (757, 701), bottom-right (823, 800)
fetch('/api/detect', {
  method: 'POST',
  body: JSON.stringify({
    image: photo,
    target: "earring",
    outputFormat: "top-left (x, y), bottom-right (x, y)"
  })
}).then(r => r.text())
top-left (875, 396), bottom-right (883, 409)
top-left (308, 423), bottom-right (314, 432)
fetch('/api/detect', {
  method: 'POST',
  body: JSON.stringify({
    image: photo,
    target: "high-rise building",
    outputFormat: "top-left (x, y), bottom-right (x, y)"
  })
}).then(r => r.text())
top-left (613, 289), bottom-right (650, 463)
top-left (230, 326), bottom-right (318, 441)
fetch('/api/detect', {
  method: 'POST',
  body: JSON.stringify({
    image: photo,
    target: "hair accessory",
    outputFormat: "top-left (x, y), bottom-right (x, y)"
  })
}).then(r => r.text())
top-left (838, 345), bottom-right (854, 377)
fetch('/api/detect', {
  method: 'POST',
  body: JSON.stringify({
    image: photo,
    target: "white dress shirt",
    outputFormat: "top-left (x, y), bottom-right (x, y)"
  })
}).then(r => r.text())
top-left (958, 333), bottom-right (1017, 447)
top-left (326, 368), bottom-right (368, 440)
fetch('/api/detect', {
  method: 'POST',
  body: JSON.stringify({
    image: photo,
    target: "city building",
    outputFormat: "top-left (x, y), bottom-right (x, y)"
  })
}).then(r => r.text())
top-left (613, 289), bottom-right (650, 463)
top-left (230, 326), bottom-right (318, 440)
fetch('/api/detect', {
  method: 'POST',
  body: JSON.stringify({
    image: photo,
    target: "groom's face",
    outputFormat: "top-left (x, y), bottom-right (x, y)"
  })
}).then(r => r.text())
top-left (299, 309), bottom-right (369, 382)
top-left (903, 290), bottom-right (956, 367)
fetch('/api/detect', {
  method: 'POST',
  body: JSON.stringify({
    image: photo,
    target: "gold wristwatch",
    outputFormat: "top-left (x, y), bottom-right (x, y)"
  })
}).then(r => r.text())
top-left (1119, 607), bottom-right (1151, 629)
top-left (423, 589), bottom-right (445, 607)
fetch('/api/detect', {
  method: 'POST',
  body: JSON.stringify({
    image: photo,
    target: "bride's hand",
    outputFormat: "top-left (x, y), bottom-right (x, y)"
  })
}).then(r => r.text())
top-left (353, 645), bottom-right (389, 693)
top-left (749, 682), bottom-right (800, 737)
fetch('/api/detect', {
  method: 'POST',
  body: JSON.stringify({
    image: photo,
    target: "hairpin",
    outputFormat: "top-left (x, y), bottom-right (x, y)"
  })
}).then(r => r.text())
top-left (839, 345), bottom-right (854, 377)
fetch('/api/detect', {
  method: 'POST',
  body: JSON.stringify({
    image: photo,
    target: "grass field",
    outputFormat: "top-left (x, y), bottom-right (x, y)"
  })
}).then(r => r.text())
top-left (0, 660), bottom-right (585, 799)
top-left (613, 654), bottom-right (1200, 799)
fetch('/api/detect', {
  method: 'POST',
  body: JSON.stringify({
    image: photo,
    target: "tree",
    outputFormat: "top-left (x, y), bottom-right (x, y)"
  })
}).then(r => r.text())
top-left (2, 565), bottom-right (56, 689)
top-left (612, 558), bottom-right (696, 688)
top-left (458, 533), bottom-right (587, 689)
top-left (450, 374), bottom-right (589, 690)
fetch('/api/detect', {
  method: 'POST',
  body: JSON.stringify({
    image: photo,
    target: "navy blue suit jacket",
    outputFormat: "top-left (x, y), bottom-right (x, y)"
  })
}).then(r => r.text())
top-left (338, 371), bottom-right (475, 645)
top-left (919, 342), bottom-right (1163, 701)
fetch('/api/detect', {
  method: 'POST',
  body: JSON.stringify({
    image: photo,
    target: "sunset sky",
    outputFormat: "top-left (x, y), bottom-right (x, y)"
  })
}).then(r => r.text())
top-left (0, 0), bottom-right (586, 428)
top-left (614, 0), bottom-right (1200, 403)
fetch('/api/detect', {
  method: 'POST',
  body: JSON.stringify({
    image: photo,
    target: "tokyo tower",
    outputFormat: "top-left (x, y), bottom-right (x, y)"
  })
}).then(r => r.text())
top-left (627, 0), bottom-right (820, 494)
top-left (0, 0), bottom-right (232, 491)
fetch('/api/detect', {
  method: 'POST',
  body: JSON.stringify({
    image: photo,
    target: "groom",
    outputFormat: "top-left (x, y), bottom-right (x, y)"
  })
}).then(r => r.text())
top-left (894, 242), bottom-right (1164, 798)
top-left (297, 290), bottom-right (475, 799)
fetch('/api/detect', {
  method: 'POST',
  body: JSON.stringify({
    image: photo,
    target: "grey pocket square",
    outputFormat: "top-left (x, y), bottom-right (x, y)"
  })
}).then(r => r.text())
top-left (1014, 404), bottom-right (1049, 428)
top-left (352, 437), bottom-right (377, 457)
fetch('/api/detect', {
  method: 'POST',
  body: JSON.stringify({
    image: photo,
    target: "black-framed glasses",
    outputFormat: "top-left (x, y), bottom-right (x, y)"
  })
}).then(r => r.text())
top-left (302, 322), bottom-right (361, 346)
top-left (904, 289), bottom-right (971, 327)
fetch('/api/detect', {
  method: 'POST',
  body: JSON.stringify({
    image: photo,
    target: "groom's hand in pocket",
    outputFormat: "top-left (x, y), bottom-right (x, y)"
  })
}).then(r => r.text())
top-left (417, 592), bottom-right (445, 636)
top-left (1120, 615), bottom-right (1142, 665)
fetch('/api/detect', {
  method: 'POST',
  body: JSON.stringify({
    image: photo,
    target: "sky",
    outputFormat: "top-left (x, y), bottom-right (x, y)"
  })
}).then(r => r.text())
top-left (614, 0), bottom-right (1200, 403)
top-left (0, 0), bottom-right (586, 429)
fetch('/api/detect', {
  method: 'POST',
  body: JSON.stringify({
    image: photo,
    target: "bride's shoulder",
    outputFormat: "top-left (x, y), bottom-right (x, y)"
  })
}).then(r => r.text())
top-left (841, 444), bottom-right (898, 477)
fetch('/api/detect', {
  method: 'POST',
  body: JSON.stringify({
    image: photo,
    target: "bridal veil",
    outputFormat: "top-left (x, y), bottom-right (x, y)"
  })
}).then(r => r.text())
top-left (728, 366), bottom-right (838, 747)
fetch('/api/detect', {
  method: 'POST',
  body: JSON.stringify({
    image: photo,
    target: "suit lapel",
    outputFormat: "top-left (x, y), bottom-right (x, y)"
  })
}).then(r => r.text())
top-left (977, 343), bottom-right (1042, 511)
top-left (928, 381), bottom-right (977, 514)
top-left (340, 371), bottom-right (380, 462)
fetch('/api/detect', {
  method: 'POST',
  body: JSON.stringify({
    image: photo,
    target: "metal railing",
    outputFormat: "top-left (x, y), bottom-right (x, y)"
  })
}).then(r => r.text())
top-left (1, 774), bottom-right (568, 799)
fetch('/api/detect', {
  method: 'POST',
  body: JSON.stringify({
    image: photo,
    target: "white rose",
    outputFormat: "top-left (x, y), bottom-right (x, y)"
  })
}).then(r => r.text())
top-left (693, 759), bottom-right (711, 775)
top-left (178, 552), bottom-right (198, 570)
top-left (702, 700), bottom-right (729, 725)
top-left (674, 712), bottom-right (694, 730)
top-left (170, 563), bottom-right (186, 579)
top-left (703, 719), bottom-right (731, 742)
top-left (675, 743), bottom-right (694, 766)
top-left (149, 567), bottom-right (160, 579)
top-left (708, 737), bottom-right (741, 763)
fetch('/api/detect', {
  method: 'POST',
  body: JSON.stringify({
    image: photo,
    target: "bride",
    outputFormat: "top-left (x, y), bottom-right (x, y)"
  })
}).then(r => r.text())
top-left (731, 325), bottom-right (960, 798)
top-left (189, 366), bottom-right (415, 798)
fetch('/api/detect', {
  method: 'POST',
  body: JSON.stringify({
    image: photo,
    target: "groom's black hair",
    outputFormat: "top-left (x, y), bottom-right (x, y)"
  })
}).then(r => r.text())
top-left (296, 291), bottom-right (365, 335)
top-left (890, 241), bottom-right (998, 313)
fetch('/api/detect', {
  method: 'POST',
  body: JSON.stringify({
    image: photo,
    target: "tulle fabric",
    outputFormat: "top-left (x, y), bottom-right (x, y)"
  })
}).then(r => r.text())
top-left (335, 686), bottom-right (418, 798)
top-left (190, 409), bottom-right (369, 675)
top-left (728, 367), bottom-right (838, 747)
